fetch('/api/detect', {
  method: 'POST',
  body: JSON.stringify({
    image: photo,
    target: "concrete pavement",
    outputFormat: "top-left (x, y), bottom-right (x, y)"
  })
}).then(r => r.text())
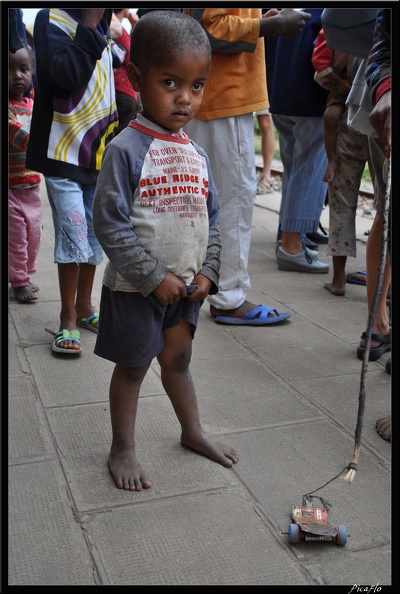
top-left (7, 175), bottom-right (391, 587)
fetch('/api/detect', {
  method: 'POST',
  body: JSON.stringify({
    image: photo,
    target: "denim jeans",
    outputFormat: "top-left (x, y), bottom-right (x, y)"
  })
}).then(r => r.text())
top-left (45, 176), bottom-right (103, 265)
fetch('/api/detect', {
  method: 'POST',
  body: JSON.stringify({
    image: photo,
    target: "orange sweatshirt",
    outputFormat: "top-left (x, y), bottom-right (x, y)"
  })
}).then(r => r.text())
top-left (185, 8), bottom-right (268, 120)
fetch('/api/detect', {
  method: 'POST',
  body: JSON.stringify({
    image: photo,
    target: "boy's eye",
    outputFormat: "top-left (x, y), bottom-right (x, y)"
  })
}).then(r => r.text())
top-left (193, 82), bottom-right (203, 91)
top-left (164, 79), bottom-right (176, 89)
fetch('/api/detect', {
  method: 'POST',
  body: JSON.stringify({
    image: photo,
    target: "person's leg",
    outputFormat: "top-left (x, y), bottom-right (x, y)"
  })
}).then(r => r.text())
top-left (358, 137), bottom-right (391, 357)
top-left (322, 104), bottom-right (344, 183)
top-left (256, 111), bottom-right (275, 193)
top-left (57, 263), bottom-right (82, 349)
top-left (45, 177), bottom-right (103, 344)
top-left (275, 115), bottom-right (328, 253)
top-left (324, 124), bottom-right (369, 296)
top-left (8, 187), bottom-right (38, 302)
top-left (376, 416), bottom-right (391, 442)
top-left (186, 115), bottom-right (256, 313)
top-left (75, 183), bottom-right (103, 328)
top-left (75, 263), bottom-right (97, 326)
top-left (157, 319), bottom-right (239, 466)
top-left (25, 184), bottom-right (42, 280)
top-left (324, 256), bottom-right (347, 296)
top-left (360, 212), bottom-right (391, 343)
top-left (108, 362), bottom-right (153, 490)
top-left (273, 115), bottom-right (329, 274)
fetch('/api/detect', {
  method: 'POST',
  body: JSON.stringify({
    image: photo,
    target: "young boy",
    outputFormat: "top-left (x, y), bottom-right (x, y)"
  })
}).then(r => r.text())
top-left (93, 11), bottom-right (239, 491)
top-left (9, 46), bottom-right (42, 303)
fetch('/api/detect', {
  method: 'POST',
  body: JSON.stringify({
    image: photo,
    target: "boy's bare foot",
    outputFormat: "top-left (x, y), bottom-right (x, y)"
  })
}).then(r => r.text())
top-left (376, 416), bottom-right (391, 442)
top-left (29, 281), bottom-right (39, 293)
top-left (14, 285), bottom-right (38, 302)
top-left (181, 430), bottom-right (239, 468)
top-left (324, 282), bottom-right (345, 297)
top-left (108, 449), bottom-right (152, 490)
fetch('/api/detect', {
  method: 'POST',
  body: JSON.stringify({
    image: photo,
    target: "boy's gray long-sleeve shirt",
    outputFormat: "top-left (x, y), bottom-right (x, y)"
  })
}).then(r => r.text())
top-left (93, 115), bottom-right (221, 297)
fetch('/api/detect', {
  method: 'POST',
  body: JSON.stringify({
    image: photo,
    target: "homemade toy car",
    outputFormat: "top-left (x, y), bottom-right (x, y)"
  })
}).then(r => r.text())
top-left (286, 495), bottom-right (348, 546)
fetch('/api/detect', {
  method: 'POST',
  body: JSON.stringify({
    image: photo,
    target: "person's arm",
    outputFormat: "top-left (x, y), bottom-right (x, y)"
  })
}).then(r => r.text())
top-left (110, 12), bottom-right (123, 39)
top-left (187, 8), bottom-right (310, 54)
top-left (195, 148), bottom-right (221, 295)
top-left (365, 8), bottom-right (391, 152)
top-left (93, 139), bottom-right (168, 297)
top-left (9, 103), bottom-right (30, 152)
top-left (259, 8), bottom-right (311, 39)
top-left (312, 30), bottom-right (351, 95)
top-left (33, 8), bottom-right (109, 93)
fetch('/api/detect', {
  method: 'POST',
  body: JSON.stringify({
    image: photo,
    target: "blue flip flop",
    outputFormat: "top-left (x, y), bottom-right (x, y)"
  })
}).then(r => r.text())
top-left (214, 305), bottom-right (291, 326)
top-left (346, 271), bottom-right (366, 286)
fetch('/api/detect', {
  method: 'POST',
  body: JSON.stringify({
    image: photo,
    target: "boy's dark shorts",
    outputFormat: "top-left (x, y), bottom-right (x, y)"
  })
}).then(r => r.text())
top-left (94, 286), bottom-right (202, 367)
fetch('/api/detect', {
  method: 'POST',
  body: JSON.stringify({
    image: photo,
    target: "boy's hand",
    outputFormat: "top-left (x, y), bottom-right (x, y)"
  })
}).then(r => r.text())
top-left (153, 272), bottom-right (212, 305)
top-left (153, 272), bottom-right (187, 306)
top-left (185, 274), bottom-right (212, 302)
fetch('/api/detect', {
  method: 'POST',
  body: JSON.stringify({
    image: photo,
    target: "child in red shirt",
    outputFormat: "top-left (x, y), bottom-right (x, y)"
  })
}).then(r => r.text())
top-left (9, 46), bottom-right (42, 302)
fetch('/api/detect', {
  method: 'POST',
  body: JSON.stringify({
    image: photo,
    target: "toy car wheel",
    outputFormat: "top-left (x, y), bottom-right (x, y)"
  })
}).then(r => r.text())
top-left (288, 523), bottom-right (300, 543)
top-left (336, 524), bottom-right (347, 546)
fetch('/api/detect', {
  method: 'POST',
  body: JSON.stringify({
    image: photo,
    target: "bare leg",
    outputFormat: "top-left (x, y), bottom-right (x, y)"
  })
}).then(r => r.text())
top-left (257, 113), bottom-right (275, 186)
top-left (57, 263), bottom-right (81, 351)
top-left (108, 362), bottom-right (152, 490)
top-left (75, 263), bottom-right (98, 329)
top-left (281, 231), bottom-right (302, 255)
top-left (324, 255), bottom-right (347, 296)
top-left (359, 212), bottom-right (391, 350)
top-left (157, 319), bottom-right (239, 467)
top-left (376, 416), bottom-right (391, 442)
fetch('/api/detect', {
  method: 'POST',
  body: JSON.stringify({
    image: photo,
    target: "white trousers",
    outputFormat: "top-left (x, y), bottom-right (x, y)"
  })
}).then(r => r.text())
top-left (186, 114), bottom-right (256, 309)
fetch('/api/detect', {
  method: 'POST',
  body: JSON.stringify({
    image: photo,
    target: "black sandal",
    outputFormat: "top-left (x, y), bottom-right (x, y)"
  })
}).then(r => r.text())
top-left (356, 331), bottom-right (391, 361)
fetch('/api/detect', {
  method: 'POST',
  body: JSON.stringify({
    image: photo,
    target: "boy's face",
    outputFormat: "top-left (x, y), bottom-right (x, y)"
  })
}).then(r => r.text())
top-left (9, 47), bottom-right (32, 102)
top-left (127, 51), bottom-right (210, 133)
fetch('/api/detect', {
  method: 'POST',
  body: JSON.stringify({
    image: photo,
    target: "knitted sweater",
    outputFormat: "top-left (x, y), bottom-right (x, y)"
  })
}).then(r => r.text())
top-left (9, 97), bottom-right (41, 188)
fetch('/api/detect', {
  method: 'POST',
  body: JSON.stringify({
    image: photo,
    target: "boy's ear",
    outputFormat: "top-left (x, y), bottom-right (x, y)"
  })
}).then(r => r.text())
top-left (126, 62), bottom-right (141, 92)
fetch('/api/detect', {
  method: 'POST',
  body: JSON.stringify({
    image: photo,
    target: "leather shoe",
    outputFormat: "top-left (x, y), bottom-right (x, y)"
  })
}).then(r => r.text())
top-left (302, 236), bottom-right (318, 250)
top-left (306, 230), bottom-right (329, 244)
top-left (276, 247), bottom-right (329, 273)
top-left (275, 240), bottom-right (318, 259)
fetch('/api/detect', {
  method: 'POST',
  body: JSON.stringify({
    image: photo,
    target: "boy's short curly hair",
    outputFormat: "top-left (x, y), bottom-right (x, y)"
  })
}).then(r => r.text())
top-left (130, 10), bottom-right (211, 71)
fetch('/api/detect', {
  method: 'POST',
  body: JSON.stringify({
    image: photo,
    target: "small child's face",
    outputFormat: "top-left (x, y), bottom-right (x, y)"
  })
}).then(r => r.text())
top-left (127, 51), bottom-right (210, 133)
top-left (9, 47), bottom-right (32, 102)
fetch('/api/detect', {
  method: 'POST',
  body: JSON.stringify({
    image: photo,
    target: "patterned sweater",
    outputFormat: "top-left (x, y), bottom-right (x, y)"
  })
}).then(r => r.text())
top-left (9, 97), bottom-right (41, 188)
top-left (26, 8), bottom-right (118, 185)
